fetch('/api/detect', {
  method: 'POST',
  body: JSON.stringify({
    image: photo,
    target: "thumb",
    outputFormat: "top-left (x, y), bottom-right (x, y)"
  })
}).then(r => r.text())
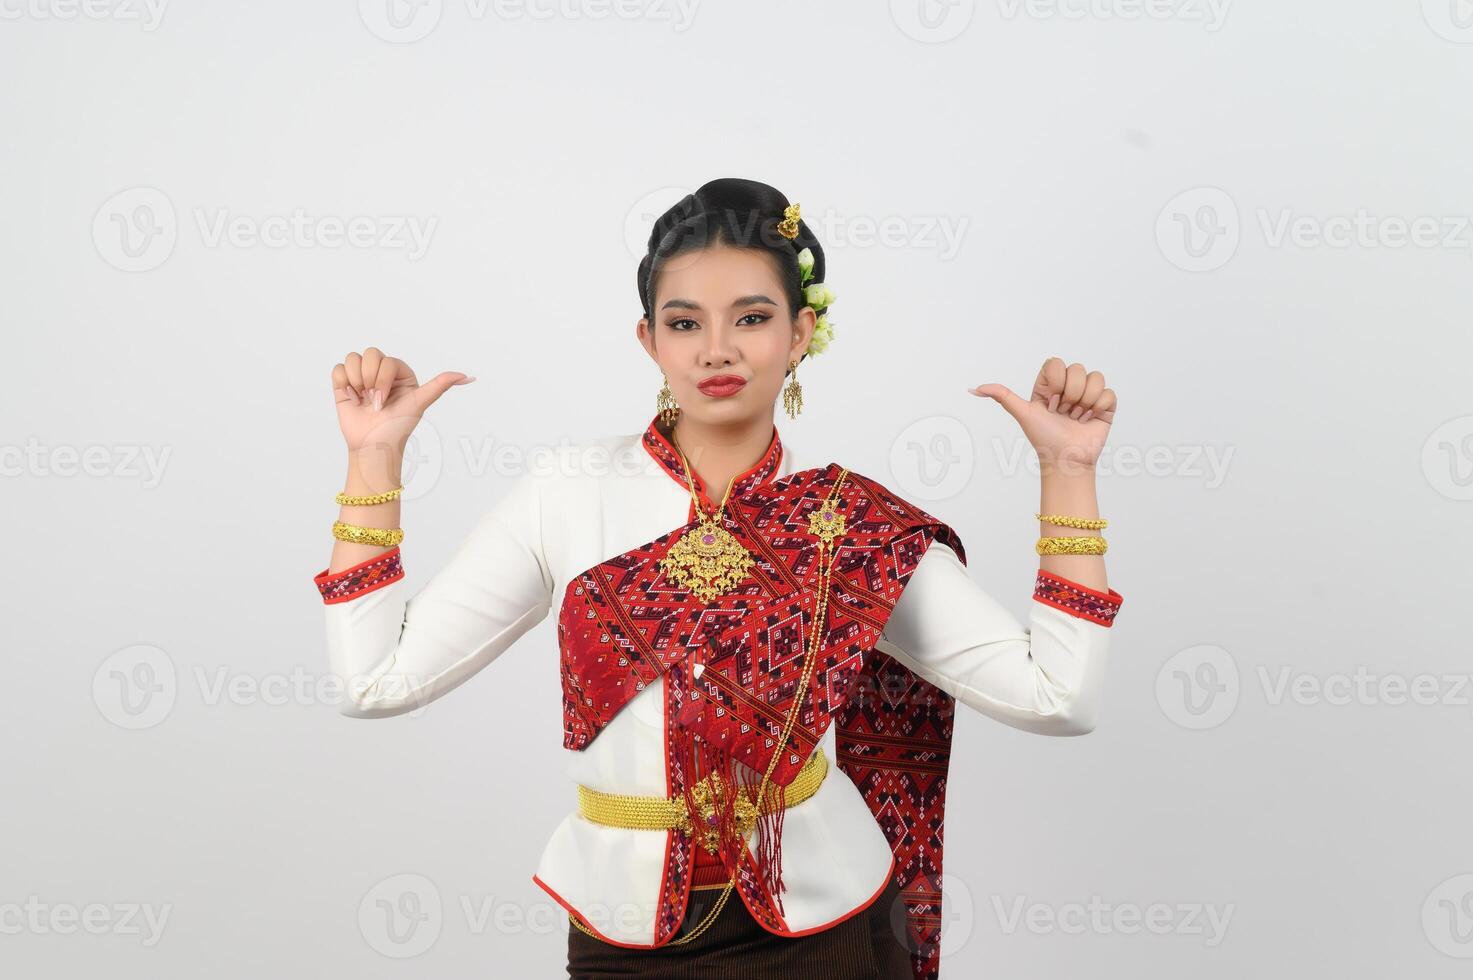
top-left (414, 371), bottom-right (476, 412)
top-left (969, 383), bottom-right (1031, 424)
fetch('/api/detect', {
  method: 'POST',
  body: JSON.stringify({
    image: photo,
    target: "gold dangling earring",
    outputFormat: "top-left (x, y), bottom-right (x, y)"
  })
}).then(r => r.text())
top-left (782, 359), bottom-right (803, 419)
top-left (657, 373), bottom-right (680, 426)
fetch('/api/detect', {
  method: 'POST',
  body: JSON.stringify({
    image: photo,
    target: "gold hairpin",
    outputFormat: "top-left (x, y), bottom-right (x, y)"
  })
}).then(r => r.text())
top-left (777, 202), bottom-right (801, 239)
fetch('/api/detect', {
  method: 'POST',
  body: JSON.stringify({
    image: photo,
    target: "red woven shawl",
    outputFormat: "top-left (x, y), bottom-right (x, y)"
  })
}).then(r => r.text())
top-left (558, 429), bottom-right (965, 979)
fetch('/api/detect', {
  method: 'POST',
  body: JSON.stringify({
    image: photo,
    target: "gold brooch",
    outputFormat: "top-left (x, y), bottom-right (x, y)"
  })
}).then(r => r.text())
top-left (777, 202), bottom-right (801, 240)
top-left (807, 501), bottom-right (846, 544)
top-left (672, 772), bottom-right (759, 854)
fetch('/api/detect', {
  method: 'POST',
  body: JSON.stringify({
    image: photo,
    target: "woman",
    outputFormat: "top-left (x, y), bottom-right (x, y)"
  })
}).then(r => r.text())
top-left (312, 178), bottom-right (1124, 979)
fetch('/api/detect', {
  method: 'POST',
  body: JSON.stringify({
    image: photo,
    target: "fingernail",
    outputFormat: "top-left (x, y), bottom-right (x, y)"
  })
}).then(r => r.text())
top-left (465, 375), bottom-right (477, 383)
top-left (372, 391), bottom-right (382, 412)
top-left (1081, 410), bottom-right (1094, 422)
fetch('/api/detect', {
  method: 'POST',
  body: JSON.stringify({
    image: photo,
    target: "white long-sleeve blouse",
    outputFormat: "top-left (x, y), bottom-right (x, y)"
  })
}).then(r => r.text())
top-left (312, 419), bottom-right (1122, 946)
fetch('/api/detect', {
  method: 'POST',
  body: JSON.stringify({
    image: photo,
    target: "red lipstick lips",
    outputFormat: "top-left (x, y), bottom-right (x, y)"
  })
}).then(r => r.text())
top-left (696, 375), bottom-right (747, 398)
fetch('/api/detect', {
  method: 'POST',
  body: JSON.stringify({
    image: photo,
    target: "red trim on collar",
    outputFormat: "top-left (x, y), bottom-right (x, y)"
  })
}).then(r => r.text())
top-left (640, 412), bottom-right (784, 512)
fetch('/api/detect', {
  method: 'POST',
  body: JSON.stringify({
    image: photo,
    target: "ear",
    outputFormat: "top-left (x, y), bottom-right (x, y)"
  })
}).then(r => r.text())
top-left (636, 317), bottom-right (658, 362)
top-left (788, 306), bottom-right (817, 364)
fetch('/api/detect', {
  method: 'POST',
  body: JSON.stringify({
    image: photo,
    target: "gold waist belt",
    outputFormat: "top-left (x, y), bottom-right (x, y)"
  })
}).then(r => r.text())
top-left (577, 747), bottom-right (829, 854)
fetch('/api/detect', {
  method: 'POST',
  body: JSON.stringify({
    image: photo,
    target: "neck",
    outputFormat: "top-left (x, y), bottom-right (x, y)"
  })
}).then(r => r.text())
top-left (664, 412), bottom-right (774, 505)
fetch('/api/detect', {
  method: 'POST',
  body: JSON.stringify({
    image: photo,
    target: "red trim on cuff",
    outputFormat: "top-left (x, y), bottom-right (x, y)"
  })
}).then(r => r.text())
top-left (1033, 569), bottom-right (1123, 627)
top-left (313, 547), bottom-right (404, 604)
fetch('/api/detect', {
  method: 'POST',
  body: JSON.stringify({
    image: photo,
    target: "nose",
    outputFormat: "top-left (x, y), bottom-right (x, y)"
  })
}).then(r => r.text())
top-left (698, 322), bottom-right (738, 368)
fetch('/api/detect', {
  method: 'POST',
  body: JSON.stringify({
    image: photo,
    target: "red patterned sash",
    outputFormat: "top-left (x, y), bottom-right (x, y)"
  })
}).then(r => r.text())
top-left (559, 457), bottom-right (964, 979)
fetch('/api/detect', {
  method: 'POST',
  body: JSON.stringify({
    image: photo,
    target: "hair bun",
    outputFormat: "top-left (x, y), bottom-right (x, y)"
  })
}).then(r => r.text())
top-left (635, 178), bottom-right (826, 331)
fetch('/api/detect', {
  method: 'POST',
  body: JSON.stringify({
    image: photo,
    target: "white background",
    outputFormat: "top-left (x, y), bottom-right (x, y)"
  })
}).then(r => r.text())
top-left (4, 1), bottom-right (1472, 976)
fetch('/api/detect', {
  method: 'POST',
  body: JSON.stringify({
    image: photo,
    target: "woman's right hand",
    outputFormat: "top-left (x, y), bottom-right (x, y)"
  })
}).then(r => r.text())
top-left (331, 347), bottom-right (476, 456)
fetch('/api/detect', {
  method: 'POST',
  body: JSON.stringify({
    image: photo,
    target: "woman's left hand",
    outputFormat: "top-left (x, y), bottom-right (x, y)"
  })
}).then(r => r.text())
top-left (969, 357), bottom-right (1117, 476)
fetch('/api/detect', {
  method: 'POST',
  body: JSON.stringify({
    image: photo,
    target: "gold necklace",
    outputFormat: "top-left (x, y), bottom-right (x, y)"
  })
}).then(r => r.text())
top-left (657, 430), bottom-right (757, 603)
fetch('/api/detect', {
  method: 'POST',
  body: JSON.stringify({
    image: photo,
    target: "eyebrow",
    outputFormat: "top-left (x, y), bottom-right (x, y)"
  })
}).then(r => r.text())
top-left (660, 294), bottom-right (778, 312)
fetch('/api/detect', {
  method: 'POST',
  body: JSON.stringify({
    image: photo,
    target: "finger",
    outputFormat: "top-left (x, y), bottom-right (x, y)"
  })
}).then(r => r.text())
top-left (1071, 371), bottom-right (1106, 419)
top-left (368, 356), bottom-right (403, 412)
top-left (1032, 356), bottom-right (1067, 403)
top-left (414, 371), bottom-right (476, 413)
top-left (331, 364), bottom-right (362, 406)
top-left (968, 382), bottom-right (1031, 425)
top-left (361, 347), bottom-right (384, 401)
top-left (1091, 387), bottom-right (1119, 423)
top-left (1058, 362), bottom-right (1087, 413)
top-left (344, 352), bottom-right (365, 396)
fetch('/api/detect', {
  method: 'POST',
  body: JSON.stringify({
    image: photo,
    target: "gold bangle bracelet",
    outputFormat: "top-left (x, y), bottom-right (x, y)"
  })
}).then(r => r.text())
top-left (336, 485), bottom-right (404, 506)
top-left (332, 521), bottom-right (405, 548)
top-left (1036, 535), bottom-right (1107, 556)
top-left (1036, 512), bottom-right (1108, 530)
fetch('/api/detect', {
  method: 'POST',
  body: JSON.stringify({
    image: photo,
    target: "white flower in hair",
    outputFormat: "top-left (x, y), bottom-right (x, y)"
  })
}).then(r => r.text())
top-left (796, 247), bottom-right (815, 282)
top-left (804, 282), bottom-right (836, 311)
top-left (808, 313), bottom-right (835, 356)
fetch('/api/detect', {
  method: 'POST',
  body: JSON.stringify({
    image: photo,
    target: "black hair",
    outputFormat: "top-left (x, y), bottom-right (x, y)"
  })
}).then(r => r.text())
top-left (636, 177), bottom-right (826, 369)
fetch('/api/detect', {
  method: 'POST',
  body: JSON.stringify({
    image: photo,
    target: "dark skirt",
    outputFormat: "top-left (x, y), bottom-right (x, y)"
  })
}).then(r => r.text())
top-left (566, 875), bottom-right (914, 979)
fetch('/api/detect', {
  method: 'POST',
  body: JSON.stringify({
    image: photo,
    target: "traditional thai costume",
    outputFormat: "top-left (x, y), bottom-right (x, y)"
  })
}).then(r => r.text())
top-left (313, 413), bottom-right (1123, 979)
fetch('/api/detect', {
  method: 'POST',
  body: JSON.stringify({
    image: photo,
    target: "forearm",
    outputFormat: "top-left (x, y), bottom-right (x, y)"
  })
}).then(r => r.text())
top-left (328, 447), bottom-right (404, 574)
top-left (1038, 467), bottom-right (1108, 593)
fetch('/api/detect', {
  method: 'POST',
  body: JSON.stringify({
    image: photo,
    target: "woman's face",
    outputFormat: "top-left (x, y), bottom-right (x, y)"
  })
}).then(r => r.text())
top-left (638, 243), bottom-right (815, 426)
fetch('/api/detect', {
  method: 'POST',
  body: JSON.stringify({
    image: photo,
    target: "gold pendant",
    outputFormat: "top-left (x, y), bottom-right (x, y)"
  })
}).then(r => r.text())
top-left (660, 516), bottom-right (755, 603)
top-left (808, 503), bottom-right (846, 544)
